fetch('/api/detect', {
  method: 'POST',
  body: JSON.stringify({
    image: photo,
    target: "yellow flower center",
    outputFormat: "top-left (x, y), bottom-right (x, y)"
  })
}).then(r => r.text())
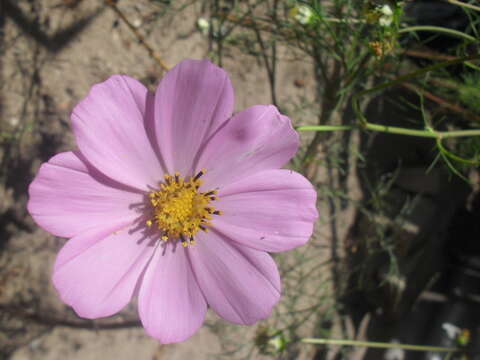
top-left (146, 170), bottom-right (221, 247)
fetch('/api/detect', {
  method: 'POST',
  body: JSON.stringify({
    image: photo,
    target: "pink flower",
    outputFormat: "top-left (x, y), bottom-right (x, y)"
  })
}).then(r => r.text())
top-left (27, 59), bottom-right (318, 343)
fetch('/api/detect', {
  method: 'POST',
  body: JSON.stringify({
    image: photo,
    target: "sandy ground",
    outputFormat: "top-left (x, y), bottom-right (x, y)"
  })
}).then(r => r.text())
top-left (0, 1), bottom-right (357, 359)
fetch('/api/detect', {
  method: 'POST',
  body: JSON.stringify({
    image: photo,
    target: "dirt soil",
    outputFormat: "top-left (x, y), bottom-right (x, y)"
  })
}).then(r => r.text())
top-left (0, 1), bottom-right (353, 359)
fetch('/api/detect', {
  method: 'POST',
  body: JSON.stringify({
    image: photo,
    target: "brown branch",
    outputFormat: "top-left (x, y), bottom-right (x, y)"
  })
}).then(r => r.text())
top-left (1, 304), bottom-right (141, 330)
top-left (403, 49), bottom-right (459, 62)
top-left (105, 0), bottom-right (170, 71)
top-left (399, 82), bottom-right (480, 123)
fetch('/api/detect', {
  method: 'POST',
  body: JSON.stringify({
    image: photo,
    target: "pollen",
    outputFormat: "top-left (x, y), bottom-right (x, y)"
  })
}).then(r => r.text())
top-left (146, 170), bottom-right (221, 247)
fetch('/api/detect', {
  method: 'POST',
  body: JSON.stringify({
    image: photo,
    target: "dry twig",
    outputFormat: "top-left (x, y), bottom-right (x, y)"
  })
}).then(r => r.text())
top-left (104, 0), bottom-right (170, 71)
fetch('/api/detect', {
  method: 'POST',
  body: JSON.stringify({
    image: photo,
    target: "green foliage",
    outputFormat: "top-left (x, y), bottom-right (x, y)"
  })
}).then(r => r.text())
top-left (459, 73), bottom-right (480, 114)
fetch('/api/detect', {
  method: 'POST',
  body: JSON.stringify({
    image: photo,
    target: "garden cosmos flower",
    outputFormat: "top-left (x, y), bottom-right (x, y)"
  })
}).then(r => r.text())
top-left (27, 59), bottom-right (318, 343)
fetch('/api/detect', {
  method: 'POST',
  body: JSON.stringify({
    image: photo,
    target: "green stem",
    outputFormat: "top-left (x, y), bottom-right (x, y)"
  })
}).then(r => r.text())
top-left (301, 338), bottom-right (459, 353)
top-left (296, 124), bottom-right (480, 139)
top-left (297, 125), bottom-right (352, 132)
top-left (350, 54), bottom-right (480, 133)
top-left (356, 54), bottom-right (480, 102)
top-left (399, 26), bottom-right (477, 42)
top-left (436, 138), bottom-right (479, 165)
top-left (323, 17), bottom-right (362, 24)
top-left (444, 0), bottom-right (480, 12)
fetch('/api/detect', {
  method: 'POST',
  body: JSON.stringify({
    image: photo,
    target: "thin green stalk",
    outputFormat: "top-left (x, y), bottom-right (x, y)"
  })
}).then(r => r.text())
top-left (436, 138), bottom-right (480, 165)
top-left (296, 124), bottom-right (480, 139)
top-left (323, 17), bottom-right (362, 24)
top-left (301, 338), bottom-right (459, 353)
top-left (297, 125), bottom-right (352, 132)
top-left (399, 26), bottom-right (477, 42)
top-left (444, 0), bottom-right (480, 12)
top-left (352, 54), bottom-right (480, 128)
top-left (399, 26), bottom-right (478, 69)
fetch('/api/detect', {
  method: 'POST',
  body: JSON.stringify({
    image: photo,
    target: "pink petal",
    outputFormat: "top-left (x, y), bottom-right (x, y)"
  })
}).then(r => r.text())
top-left (188, 232), bottom-right (281, 325)
top-left (72, 75), bottom-right (163, 191)
top-left (195, 105), bottom-right (299, 189)
top-left (27, 151), bottom-right (143, 238)
top-left (138, 244), bottom-right (207, 344)
top-left (213, 169), bottom-right (318, 252)
top-left (154, 59), bottom-right (234, 175)
top-left (53, 219), bottom-right (155, 319)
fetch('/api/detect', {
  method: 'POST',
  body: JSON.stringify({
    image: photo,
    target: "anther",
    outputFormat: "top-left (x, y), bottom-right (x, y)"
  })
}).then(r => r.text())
top-left (193, 169), bottom-right (206, 181)
top-left (213, 210), bottom-right (222, 215)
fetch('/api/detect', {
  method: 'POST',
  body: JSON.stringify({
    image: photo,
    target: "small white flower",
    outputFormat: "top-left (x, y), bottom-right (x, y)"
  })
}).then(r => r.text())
top-left (384, 339), bottom-right (404, 360)
top-left (442, 323), bottom-right (461, 340)
top-left (379, 4), bottom-right (393, 27)
top-left (380, 4), bottom-right (393, 16)
top-left (295, 5), bottom-right (313, 25)
top-left (196, 18), bottom-right (210, 35)
top-left (132, 18), bottom-right (142, 28)
top-left (9, 117), bottom-right (19, 127)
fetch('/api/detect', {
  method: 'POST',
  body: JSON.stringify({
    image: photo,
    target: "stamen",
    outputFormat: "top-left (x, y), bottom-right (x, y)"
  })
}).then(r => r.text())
top-left (193, 169), bottom-right (206, 181)
top-left (180, 234), bottom-right (188, 247)
top-left (146, 171), bottom-right (220, 246)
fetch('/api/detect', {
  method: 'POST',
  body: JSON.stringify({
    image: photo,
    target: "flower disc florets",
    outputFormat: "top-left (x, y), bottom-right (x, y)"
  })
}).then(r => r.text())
top-left (146, 170), bottom-right (221, 247)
